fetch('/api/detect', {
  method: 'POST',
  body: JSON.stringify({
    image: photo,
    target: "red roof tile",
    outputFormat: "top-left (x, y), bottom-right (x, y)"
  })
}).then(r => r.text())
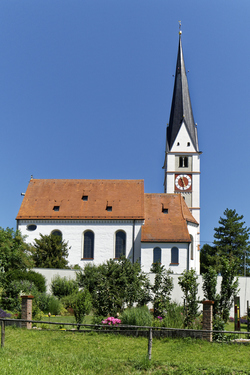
top-left (16, 179), bottom-right (145, 220)
top-left (141, 193), bottom-right (197, 243)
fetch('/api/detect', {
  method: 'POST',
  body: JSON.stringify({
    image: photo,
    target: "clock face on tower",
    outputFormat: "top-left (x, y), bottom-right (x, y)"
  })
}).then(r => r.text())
top-left (175, 174), bottom-right (192, 191)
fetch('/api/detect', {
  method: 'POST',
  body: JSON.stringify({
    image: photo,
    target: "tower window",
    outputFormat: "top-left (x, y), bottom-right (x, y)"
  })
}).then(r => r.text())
top-left (187, 142), bottom-right (190, 146)
top-left (106, 206), bottom-right (112, 212)
top-left (179, 156), bottom-right (188, 168)
top-left (82, 195), bottom-right (88, 201)
top-left (53, 206), bottom-right (60, 211)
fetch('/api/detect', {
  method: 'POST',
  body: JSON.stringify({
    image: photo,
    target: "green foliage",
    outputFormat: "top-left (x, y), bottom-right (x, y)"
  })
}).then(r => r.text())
top-left (213, 314), bottom-right (226, 341)
top-left (202, 259), bottom-right (239, 325)
top-left (72, 289), bottom-right (92, 325)
top-left (50, 275), bottom-right (78, 298)
top-left (31, 233), bottom-right (70, 269)
top-left (1, 279), bottom-right (39, 311)
top-left (47, 295), bottom-right (63, 315)
top-left (150, 262), bottom-right (173, 318)
top-left (202, 266), bottom-right (220, 317)
top-left (5, 269), bottom-right (46, 292)
top-left (201, 209), bottom-right (250, 275)
top-left (121, 306), bottom-right (152, 327)
top-left (77, 257), bottom-right (150, 316)
top-left (219, 257), bottom-right (239, 322)
top-left (0, 227), bottom-right (33, 286)
top-left (153, 302), bottom-right (185, 328)
top-left (178, 269), bottom-right (199, 328)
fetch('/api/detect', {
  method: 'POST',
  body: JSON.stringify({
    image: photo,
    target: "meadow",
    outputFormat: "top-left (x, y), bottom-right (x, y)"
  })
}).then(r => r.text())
top-left (1, 326), bottom-right (250, 374)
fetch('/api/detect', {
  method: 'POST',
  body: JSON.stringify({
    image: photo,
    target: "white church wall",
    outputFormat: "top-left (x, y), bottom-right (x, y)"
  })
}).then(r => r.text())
top-left (187, 222), bottom-right (200, 274)
top-left (141, 242), bottom-right (189, 274)
top-left (18, 219), bottom-right (142, 267)
top-left (34, 268), bottom-right (248, 318)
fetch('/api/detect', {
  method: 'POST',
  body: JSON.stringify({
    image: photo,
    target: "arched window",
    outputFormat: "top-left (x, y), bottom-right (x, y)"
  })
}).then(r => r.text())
top-left (51, 230), bottom-right (62, 241)
top-left (83, 231), bottom-right (94, 259)
top-left (115, 231), bottom-right (126, 258)
top-left (153, 247), bottom-right (161, 264)
top-left (190, 235), bottom-right (194, 260)
top-left (171, 247), bottom-right (179, 264)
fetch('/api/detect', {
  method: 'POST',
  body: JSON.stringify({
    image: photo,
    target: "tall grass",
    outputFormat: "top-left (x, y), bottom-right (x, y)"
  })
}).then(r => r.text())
top-left (121, 306), bottom-right (152, 327)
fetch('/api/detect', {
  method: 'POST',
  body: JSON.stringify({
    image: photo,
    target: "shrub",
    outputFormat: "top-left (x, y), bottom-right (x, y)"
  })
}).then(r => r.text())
top-left (72, 290), bottom-right (92, 325)
top-left (150, 263), bottom-right (173, 319)
top-left (178, 269), bottom-right (199, 328)
top-left (121, 306), bottom-right (152, 328)
top-left (5, 270), bottom-right (46, 293)
top-left (47, 295), bottom-right (63, 315)
top-left (51, 275), bottom-right (78, 298)
top-left (1, 279), bottom-right (40, 311)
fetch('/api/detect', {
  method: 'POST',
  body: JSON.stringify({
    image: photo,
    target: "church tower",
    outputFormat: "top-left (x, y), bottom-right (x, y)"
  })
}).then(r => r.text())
top-left (163, 30), bottom-right (201, 226)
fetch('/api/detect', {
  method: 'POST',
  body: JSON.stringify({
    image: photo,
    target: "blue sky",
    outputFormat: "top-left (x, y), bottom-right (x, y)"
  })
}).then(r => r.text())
top-left (1, 1), bottom-right (249, 247)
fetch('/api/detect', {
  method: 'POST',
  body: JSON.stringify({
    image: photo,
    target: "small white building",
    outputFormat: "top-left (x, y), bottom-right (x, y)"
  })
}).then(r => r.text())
top-left (16, 31), bottom-right (201, 274)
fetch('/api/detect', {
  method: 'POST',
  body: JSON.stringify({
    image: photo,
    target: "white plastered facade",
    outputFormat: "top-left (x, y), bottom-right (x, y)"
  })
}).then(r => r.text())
top-left (17, 219), bottom-right (143, 267)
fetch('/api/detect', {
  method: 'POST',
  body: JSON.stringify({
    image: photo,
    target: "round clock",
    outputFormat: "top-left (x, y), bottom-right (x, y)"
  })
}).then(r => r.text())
top-left (175, 174), bottom-right (192, 191)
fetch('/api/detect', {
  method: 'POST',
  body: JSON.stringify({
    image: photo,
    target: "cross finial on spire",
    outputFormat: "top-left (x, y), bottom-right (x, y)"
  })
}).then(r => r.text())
top-left (178, 21), bottom-right (182, 35)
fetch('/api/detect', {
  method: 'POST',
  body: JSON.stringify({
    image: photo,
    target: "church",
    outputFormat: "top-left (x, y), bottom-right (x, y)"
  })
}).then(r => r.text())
top-left (16, 30), bottom-right (201, 274)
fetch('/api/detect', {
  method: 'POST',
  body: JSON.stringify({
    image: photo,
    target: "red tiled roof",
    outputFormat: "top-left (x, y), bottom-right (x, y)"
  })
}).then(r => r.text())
top-left (16, 179), bottom-right (145, 220)
top-left (141, 193), bottom-right (197, 243)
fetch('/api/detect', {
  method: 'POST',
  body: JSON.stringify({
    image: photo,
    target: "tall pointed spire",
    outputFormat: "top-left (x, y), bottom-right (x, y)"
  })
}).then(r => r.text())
top-left (166, 31), bottom-right (199, 152)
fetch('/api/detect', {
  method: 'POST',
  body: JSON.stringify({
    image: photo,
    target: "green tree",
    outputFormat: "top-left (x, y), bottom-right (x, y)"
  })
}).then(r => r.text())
top-left (31, 234), bottom-right (70, 269)
top-left (178, 269), bottom-right (199, 328)
top-left (219, 257), bottom-right (239, 322)
top-left (202, 258), bottom-right (239, 325)
top-left (77, 257), bottom-right (150, 316)
top-left (150, 262), bottom-right (173, 318)
top-left (202, 266), bottom-right (220, 317)
top-left (201, 209), bottom-right (250, 275)
top-left (72, 289), bottom-right (92, 326)
top-left (0, 227), bottom-right (33, 286)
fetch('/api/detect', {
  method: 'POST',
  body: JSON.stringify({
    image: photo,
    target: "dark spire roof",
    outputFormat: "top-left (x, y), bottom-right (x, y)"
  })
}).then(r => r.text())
top-left (166, 32), bottom-right (199, 152)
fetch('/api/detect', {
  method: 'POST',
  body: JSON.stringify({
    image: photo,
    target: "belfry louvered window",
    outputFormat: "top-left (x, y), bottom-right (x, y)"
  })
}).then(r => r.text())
top-left (115, 231), bottom-right (126, 258)
top-left (83, 230), bottom-right (94, 259)
top-left (179, 156), bottom-right (188, 168)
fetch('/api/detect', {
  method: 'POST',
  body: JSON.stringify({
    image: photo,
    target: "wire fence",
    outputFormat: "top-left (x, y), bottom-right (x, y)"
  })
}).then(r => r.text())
top-left (1, 317), bottom-right (250, 358)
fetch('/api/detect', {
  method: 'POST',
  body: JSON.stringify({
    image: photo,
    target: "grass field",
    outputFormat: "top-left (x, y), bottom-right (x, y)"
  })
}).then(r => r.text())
top-left (1, 327), bottom-right (250, 374)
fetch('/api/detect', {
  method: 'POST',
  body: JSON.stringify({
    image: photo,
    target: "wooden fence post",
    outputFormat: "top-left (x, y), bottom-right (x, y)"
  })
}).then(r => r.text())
top-left (148, 328), bottom-right (152, 360)
top-left (1, 321), bottom-right (5, 348)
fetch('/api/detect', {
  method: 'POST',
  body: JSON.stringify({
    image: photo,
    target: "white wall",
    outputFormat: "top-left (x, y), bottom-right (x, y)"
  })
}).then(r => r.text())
top-left (34, 268), bottom-right (249, 318)
top-left (18, 219), bottom-right (143, 267)
top-left (141, 242), bottom-right (189, 273)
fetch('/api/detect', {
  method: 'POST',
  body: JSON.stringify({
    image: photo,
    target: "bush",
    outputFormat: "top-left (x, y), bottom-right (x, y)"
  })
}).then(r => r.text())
top-left (1, 279), bottom-right (40, 311)
top-left (164, 303), bottom-right (185, 328)
top-left (5, 270), bottom-right (46, 293)
top-left (51, 275), bottom-right (78, 298)
top-left (72, 290), bottom-right (92, 325)
top-left (47, 295), bottom-right (63, 315)
top-left (213, 314), bottom-right (226, 342)
top-left (121, 306), bottom-right (152, 328)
